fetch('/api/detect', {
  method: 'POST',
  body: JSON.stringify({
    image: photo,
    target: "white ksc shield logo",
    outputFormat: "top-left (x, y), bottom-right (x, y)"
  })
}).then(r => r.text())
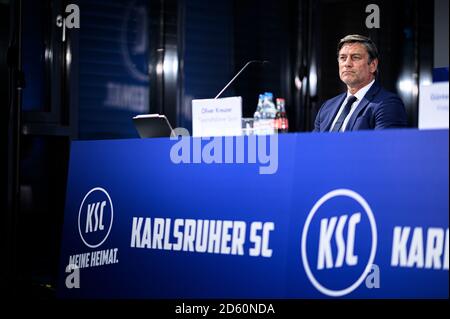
top-left (78, 187), bottom-right (114, 248)
top-left (301, 189), bottom-right (377, 297)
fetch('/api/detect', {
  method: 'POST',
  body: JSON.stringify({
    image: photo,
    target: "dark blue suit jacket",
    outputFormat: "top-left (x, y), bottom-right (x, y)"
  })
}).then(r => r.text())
top-left (313, 82), bottom-right (408, 132)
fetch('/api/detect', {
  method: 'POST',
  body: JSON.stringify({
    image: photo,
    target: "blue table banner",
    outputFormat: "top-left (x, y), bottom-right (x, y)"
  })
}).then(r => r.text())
top-left (58, 129), bottom-right (449, 299)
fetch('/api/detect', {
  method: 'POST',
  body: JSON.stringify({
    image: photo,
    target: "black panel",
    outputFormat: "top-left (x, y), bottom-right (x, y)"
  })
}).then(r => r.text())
top-left (0, 0), bottom-right (11, 293)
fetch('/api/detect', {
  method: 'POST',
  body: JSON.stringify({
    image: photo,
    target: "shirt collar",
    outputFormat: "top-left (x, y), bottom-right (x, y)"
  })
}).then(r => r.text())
top-left (347, 79), bottom-right (375, 101)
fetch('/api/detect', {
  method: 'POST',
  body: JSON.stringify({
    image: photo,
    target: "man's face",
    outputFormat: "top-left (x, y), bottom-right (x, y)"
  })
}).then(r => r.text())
top-left (338, 42), bottom-right (378, 89)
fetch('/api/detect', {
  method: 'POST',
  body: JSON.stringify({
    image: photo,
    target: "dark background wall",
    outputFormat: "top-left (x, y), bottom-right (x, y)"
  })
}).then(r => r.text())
top-left (1, 0), bottom-right (10, 295)
top-left (181, 0), bottom-right (235, 130)
top-left (182, 0), bottom-right (293, 132)
top-left (77, 0), bottom-right (150, 139)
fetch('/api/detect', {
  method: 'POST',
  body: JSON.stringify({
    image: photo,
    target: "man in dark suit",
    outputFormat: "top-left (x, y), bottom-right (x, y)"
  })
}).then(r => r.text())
top-left (313, 34), bottom-right (408, 132)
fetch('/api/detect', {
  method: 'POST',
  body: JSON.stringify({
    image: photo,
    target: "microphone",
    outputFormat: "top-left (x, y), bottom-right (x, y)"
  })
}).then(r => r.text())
top-left (214, 60), bottom-right (269, 99)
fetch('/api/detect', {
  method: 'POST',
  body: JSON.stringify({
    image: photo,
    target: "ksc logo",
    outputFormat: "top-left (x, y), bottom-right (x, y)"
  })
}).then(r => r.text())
top-left (78, 187), bottom-right (114, 248)
top-left (301, 189), bottom-right (377, 297)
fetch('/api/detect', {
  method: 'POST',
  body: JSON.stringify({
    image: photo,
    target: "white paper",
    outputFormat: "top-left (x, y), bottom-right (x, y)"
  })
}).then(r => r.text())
top-left (192, 97), bottom-right (242, 137)
top-left (419, 82), bottom-right (449, 129)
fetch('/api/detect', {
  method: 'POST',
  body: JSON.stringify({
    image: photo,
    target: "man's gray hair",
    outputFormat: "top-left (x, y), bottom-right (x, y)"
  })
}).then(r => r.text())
top-left (337, 34), bottom-right (379, 63)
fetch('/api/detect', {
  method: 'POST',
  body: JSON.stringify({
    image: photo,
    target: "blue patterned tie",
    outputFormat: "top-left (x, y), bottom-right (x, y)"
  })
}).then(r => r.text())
top-left (331, 95), bottom-right (357, 132)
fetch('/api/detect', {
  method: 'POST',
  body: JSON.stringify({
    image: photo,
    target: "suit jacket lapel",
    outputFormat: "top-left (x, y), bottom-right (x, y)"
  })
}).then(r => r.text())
top-left (323, 93), bottom-right (347, 131)
top-left (347, 81), bottom-right (381, 131)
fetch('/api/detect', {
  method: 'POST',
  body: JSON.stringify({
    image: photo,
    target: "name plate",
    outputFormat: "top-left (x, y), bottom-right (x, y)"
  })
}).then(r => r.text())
top-left (192, 97), bottom-right (242, 137)
top-left (419, 82), bottom-right (449, 129)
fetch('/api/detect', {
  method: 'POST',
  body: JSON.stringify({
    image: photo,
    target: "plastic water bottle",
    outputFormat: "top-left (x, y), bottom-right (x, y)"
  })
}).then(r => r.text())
top-left (253, 94), bottom-right (264, 135)
top-left (259, 92), bottom-right (277, 135)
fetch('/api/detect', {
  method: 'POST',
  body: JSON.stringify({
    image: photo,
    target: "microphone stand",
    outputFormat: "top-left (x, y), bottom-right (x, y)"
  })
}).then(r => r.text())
top-left (214, 60), bottom-right (268, 99)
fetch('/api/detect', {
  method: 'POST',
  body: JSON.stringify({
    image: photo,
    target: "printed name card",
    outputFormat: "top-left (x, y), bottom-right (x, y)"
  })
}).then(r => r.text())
top-left (192, 97), bottom-right (242, 137)
top-left (419, 82), bottom-right (449, 129)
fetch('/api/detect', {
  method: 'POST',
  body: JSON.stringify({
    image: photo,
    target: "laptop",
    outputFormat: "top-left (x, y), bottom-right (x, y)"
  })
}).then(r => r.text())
top-left (132, 114), bottom-right (175, 138)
